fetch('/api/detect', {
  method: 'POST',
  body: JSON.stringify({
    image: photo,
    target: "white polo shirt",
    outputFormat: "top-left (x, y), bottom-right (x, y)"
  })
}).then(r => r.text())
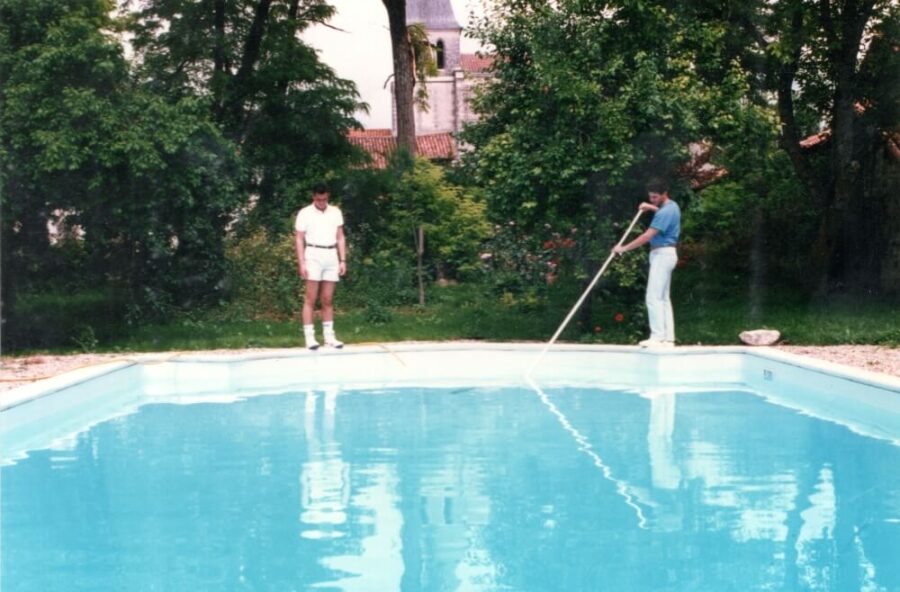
top-left (294, 204), bottom-right (344, 246)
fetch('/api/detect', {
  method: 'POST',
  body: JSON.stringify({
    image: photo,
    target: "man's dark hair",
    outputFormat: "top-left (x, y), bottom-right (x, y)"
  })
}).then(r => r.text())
top-left (645, 177), bottom-right (670, 194)
top-left (312, 182), bottom-right (329, 195)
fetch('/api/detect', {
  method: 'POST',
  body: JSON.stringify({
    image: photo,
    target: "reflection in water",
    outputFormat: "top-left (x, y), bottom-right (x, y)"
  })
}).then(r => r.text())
top-left (300, 388), bottom-right (349, 539)
top-left (526, 377), bottom-right (649, 529)
top-left (299, 385), bottom-right (506, 591)
top-left (318, 465), bottom-right (404, 591)
top-left (795, 466), bottom-right (836, 590)
top-left (643, 389), bottom-right (681, 491)
top-left (416, 456), bottom-right (499, 590)
top-left (2, 385), bottom-right (898, 591)
top-left (301, 386), bottom-right (404, 590)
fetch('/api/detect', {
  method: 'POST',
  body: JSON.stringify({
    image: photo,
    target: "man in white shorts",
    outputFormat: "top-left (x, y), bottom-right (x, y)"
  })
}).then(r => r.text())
top-left (294, 183), bottom-right (347, 350)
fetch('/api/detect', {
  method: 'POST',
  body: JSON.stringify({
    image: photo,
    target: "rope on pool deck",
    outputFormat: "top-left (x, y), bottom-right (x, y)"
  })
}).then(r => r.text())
top-left (376, 343), bottom-right (408, 367)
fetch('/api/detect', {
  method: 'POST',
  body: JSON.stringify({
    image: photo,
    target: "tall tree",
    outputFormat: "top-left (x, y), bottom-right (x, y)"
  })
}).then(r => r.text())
top-left (680, 0), bottom-right (898, 289)
top-left (381, 0), bottom-right (417, 154)
top-left (0, 0), bottom-right (243, 330)
top-left (464, 0), bottom-right (898, 292)
top-left (461, 0), bottom-right (733, 324)
top-left (462, 1), bottom-right (721, 229)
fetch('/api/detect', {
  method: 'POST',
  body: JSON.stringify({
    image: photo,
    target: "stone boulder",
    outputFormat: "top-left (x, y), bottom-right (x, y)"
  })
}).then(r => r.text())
top-left (739, 329), bottom-right (781, 346)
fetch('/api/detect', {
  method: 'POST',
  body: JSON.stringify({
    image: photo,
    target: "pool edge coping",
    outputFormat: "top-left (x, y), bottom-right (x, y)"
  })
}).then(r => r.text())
top-left (2, 342), bottom-right (898, 413)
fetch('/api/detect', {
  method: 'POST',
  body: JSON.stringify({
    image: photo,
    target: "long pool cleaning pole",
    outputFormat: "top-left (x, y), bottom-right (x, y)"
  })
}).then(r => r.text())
top-left (525, 208), bottom-right (646, 379)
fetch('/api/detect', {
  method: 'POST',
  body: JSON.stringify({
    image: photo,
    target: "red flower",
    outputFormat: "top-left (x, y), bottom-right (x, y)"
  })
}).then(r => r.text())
top-left (614, 313), bottom-right (625, 322)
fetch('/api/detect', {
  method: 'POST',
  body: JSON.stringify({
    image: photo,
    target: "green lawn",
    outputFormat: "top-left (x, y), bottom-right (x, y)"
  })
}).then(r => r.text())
top-left (4, 277), bottom-right (898, 355)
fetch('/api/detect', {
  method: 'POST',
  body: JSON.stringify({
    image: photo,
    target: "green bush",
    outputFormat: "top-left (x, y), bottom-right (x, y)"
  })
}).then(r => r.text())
top-left (331, 156), bottom-right (491, 306)
top-left (225, 227), bottom-right (299, 319)
top-left (2, 289), bottom-right (126, 350)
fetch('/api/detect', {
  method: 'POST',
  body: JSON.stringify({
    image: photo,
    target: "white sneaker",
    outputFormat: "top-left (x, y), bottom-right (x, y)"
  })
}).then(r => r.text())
top-left (304, 328), bottom-right (320, 351)
top-left (324, 334), bottom-right (344, 349)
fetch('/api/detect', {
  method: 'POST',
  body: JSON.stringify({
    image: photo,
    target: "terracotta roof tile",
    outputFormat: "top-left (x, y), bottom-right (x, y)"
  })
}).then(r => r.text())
top-left (348, 128), bottom-right (394, 137)
top-left (800, 131), bottom-right (831, 149)
top-left (460, 53), bottom-right (493, 73)
top-left (416, 133), bottom-right (456, 160)
top-left (348, 131), bottom-right (456, 168)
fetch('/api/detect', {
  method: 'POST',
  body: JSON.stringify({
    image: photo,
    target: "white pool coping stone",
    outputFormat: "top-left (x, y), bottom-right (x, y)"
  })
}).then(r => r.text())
top-left (2, 343), bottom-right (899, 464)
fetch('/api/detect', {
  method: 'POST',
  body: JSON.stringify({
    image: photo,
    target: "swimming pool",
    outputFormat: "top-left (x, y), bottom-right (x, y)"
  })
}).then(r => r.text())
top-left (2, 344), bottom-right (899, 591)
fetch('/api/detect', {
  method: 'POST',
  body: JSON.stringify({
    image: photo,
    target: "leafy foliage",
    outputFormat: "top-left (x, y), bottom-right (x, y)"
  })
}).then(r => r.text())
top-left (337, 156), bottom-right (490, 301)
top-left (223, 157), bottom-right (490, 316)
top-left (127, 0), bottom-right (365, 231)
top-left (1, 0), bottom-right (243, 327)
top-left (675, 0), bottom-right (900, 290)
top-left (1, 0), bottom-right (366, 347)
top-left (463, 0), bottom-right (899, 297)
top-left (462, 1), bottom-right (714, 232)
top-left (224, 227), bottom-right (299, 319)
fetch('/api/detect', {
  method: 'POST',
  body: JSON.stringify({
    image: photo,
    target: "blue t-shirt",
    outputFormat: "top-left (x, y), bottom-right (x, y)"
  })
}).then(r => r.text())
top-left (649, 200), bottom-right (680, 248)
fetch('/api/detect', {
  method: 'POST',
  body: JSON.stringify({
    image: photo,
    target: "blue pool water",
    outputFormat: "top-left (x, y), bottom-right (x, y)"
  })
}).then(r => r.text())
top-left (2, 384), bottom-right (899, 591)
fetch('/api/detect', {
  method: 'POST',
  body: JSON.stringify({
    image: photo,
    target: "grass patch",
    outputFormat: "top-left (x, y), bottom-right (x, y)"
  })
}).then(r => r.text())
top-left (3, 280), bottom-right (898, 355)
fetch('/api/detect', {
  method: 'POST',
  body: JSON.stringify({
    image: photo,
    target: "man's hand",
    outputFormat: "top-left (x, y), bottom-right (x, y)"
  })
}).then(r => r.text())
top-left (613, 245), bottom-right (626, 255)
top-left (339, 261), bottom-right (347, 277)
top-left (638, 202), bottom-right (658, 213)
top-left (299, 264), bottom-right (308, 279)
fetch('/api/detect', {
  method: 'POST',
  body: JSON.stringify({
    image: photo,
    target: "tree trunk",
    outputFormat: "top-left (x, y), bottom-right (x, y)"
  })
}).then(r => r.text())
top-left (880, 148), bottom-right (900, 292)
top-left (212, 0), bottom-right (228, 78)
top-left (415, 225), bottom-right (425, 305)
top-left (224, 0), bottom-right (273, 134)
top-left (382, 0), bottom-right (417, 155)
top-left (775, 8), bottom-right (832, 288)
top-left (826, 0), bottom-right (877, 288)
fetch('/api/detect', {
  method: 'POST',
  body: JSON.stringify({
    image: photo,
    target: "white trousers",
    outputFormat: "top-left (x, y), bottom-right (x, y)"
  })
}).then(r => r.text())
top-left (646, 247), bottom-right (677, 342)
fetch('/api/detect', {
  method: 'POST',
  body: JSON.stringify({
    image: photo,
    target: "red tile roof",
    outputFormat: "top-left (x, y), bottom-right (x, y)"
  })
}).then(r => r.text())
top-left (800, 131), bottom-right (831, 149)
top-left (800, 129), bottom-right (900, 163)
top-left (348, 131), bottom-right (457, 168)
top-left (348, 128), bottom-right (394, 137)
top-left (416, 133), bottom-right (456, 160)
top-left (460, 53), bottom-right (494, 73)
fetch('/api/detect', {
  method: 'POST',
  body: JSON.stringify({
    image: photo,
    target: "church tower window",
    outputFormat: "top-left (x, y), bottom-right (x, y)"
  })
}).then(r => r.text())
top-left (435, 40), bottom-right (445, 70)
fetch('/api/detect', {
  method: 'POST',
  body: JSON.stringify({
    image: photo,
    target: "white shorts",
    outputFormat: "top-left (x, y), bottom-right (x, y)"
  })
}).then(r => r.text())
top-left (305, 246), bottom-right (340, 282)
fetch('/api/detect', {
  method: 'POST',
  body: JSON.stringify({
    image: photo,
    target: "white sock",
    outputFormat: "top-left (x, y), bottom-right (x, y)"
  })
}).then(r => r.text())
top-left (323, 321), bottom-right (342, 347)
top-left (303, 324), bottom-right (319, 349)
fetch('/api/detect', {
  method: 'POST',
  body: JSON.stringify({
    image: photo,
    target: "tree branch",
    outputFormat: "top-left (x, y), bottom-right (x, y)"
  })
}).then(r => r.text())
top-left (775, 7), bottom-right (826, 205)
top-left (227, 0), bottom-right (273, 130)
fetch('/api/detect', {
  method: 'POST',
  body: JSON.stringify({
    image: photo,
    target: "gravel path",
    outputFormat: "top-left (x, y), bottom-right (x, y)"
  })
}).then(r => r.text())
top-left (778, 345), bottom-right (900, 377)
top-left (2, 344), bottom-right (897, 394)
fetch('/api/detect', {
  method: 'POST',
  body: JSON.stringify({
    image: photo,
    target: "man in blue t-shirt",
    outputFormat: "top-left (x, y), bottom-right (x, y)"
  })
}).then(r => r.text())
top-left (612, 178), bottom-right (681, 347)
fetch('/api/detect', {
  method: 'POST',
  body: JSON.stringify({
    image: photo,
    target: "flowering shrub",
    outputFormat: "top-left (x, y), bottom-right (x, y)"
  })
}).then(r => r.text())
top-left (478, 222), bottom-right (587, 308)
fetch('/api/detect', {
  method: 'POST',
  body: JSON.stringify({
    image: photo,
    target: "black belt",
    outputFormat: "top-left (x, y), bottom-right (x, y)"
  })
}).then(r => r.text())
top-left (306, 243), bottom-right (336, 249)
